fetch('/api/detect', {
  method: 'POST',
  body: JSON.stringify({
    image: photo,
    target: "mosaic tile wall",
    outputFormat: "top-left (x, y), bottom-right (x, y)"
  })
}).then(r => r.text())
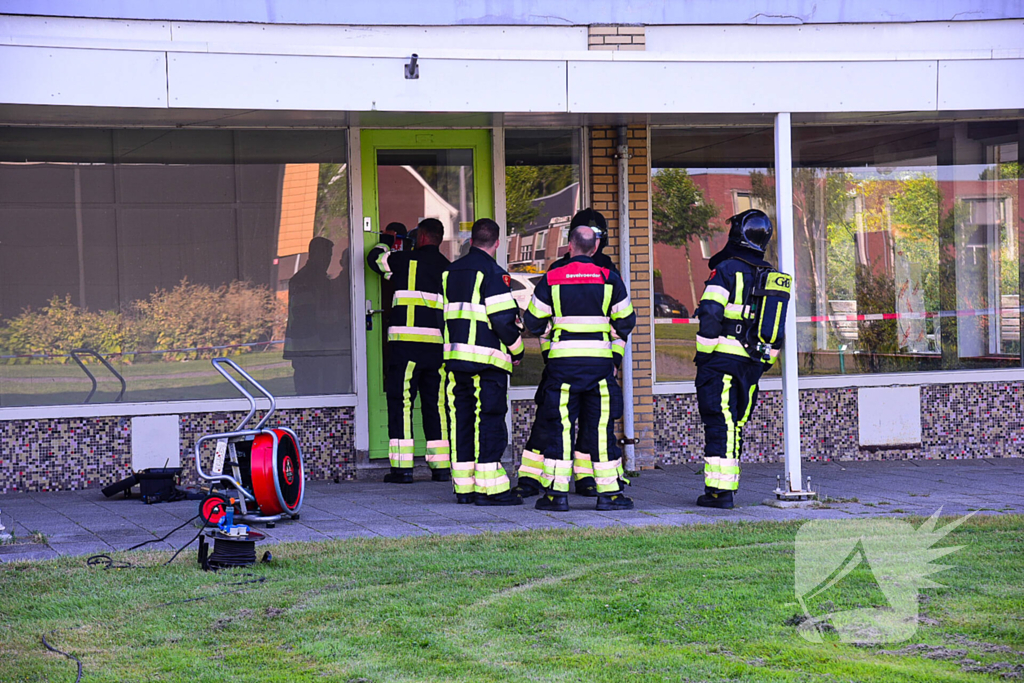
top-left (0, 417), bottom-right (131, 493)
top-left (510, 399), bottom-right (537, 469)
top-left (654, 381), bottom-right (1024, 463)
top-left (0, 407), bottom-right (355, 493)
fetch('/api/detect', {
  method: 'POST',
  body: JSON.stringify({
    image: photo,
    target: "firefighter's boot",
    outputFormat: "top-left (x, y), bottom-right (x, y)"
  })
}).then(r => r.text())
top-left (383, 468), bottom-right (414, 484)
top-left (596, 492), bottom-right (634, 511)
top-left (696, 487), bottom-right (735, 509)
top-left (513, 477), bottom-right (543, 498)
top-left (431, 468), bottom-right (452, 482)
top-left (574, 476), bottom-right (597, 497)
top-left (475, 489), bottom-right (524, 507)
top-left (535, 492), bottom-right (570, 512)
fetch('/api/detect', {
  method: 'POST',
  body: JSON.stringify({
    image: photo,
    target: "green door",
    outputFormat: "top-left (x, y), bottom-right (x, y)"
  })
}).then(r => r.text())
top-left (361, 130), bottom-right (494, 460)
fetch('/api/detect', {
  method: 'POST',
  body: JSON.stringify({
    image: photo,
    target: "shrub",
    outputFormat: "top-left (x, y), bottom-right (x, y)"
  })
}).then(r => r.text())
top-left (0, 280), bottom-right (285, 364)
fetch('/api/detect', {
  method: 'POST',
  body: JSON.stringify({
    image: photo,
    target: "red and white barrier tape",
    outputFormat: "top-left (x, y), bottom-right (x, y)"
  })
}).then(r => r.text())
top-left (655, 306), bottom-right (1024, 326)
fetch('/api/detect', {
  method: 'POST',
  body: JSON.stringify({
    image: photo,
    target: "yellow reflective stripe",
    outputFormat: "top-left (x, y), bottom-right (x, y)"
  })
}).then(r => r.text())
top-left (444, 343), bottom-right (513, 372)
top-left (722, 375), bottom-right (735, 458)
top-left (545, 458), bottom-right (572, 492)
top-left (552, 284), bottom-right (563, 318)
top-left (594, 458), bottom-right (621, 491)
top-left (444, 309), bottom-right (489, 322)
top-left (733, 272), bottom-right (745, 305)
top-left (573, 451), bottom-right (594, 478)
top-left (738, 385), bottom-right (757, 430)
top-left (602, 284), bottom-right (613, 319)
top-left (437, 366), bottom-right (448, 438)
top-left (406, 261), bottom-right (418, 326)
top-left (388, 326), bottom-right (444, 344)
top-left (705, 456), bottom-right (740, 490)
top-left (402, 361), bottom-right (415, 439)
top-left (770, 301), bottom-right (782, 344)
top-left (485, 292), bottom-right (517, 314)
top-left (612, 339), bottom-right (626, 357)
top-left (598, 379), bottom-right (610, 469)
top-left (610, 299), bottom-right (634, 321)
top-left (472, 375), bottom-right (482, 490)
top-left (468, 271), bottom-right (484, 347)
top-left (528, 296), bottom-right (552, 318)
top-left (519, 449), bottom-right (546, 479)
top-left (375, 247), bottom-right (393, 278)
top-left (475, 462), bottom-right (511, 494)
top-left (695, 335), bottom-right (718, 354)
top-left (389, 437), bottom-right (414, 468)
top-left (559, 384), bottom-right (571, 482)
top-left (701, 284), bottom-right (729, 306)
top-left (724, 303), bottom-right (748, 320)
top-left (508, 336), bottom-right (524, 355)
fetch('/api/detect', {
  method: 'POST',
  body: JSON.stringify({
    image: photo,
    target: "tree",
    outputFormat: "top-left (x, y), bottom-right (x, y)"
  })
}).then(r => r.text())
top-left (505, 166), bottom-right (541, 234)
top-left (651, 169), bottom-right (721, 306)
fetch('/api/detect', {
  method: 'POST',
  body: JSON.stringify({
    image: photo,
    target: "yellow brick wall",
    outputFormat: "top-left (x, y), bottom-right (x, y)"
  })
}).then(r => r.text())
top-left (590, 125), bottom-right (656, 467)
top-left (277, 163), bottom-right (320, 258)
top-left (588, 25), bottom-right (646, 51)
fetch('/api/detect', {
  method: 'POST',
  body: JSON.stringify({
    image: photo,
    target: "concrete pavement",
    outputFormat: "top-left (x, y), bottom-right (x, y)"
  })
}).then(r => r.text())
top-left (1, 458), bottom-right (1021, 563)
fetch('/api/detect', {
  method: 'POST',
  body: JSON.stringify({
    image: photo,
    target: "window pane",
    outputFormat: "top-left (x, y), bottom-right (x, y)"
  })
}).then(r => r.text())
top-left (793, 120), bottom-right (1022, 375)
top-left (505, 129), bottom-right (582, 387)
top-left (0, 129), bottom-right (352, 407)
top-left (651, 127), bottom-right (777, 383)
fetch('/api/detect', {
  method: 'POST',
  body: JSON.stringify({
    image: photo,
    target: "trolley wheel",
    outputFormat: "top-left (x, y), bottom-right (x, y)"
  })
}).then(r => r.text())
top-left (199, 493), bottom-right (230, 527)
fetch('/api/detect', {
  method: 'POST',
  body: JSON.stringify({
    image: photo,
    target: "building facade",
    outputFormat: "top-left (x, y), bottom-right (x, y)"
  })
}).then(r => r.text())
top-left (0, 1), bottom-right (1022, 492)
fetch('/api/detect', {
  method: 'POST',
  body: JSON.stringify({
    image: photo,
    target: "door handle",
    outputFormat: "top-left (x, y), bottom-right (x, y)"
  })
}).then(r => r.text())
top-left (365, 299), bottom-right (384, 330)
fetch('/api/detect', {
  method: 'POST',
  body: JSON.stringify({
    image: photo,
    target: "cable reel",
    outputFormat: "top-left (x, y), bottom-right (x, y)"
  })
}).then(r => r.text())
top-left (194, 358), bottom-right (305, 527)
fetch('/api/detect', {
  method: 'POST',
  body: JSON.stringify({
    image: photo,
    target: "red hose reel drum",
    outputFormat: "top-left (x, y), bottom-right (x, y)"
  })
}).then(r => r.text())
top-left (249, 429), bottom-right (303, 516)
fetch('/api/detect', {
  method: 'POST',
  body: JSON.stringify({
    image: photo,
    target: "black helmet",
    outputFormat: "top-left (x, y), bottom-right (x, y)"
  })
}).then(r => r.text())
top-left (570, 208), bottom-right (608, 253)
top-left (727, 209), bottom-right (773, 254)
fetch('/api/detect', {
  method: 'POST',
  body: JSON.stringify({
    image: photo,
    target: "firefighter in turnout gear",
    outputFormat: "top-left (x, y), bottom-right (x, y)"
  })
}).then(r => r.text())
top-left (515, 208), bottom-right (624, 499)
top-left (442, 218), bottom-right (526, 506)
top-left (367, 218), bottom-right (451, 483)
top-left (524, 222), bottom-right (636, 512)
top-left (694, 209), bottom-right (778, 509)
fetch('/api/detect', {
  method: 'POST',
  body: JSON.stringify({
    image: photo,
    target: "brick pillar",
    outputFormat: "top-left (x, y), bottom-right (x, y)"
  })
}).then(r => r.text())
top-left (590, 125), bottom-right (656, 468)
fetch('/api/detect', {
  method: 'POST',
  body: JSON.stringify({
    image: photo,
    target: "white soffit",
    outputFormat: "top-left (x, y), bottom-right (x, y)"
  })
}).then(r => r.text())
top-left (0, 44), bottom-right (167, 107)
top-left (646, 21), bottom-right (1024, 59)
top-left (168, 52), bottom-right (567, 112)
top-left (568, 60), bottom-right (938, 113)
top-left (170, 21), bottom-right (589, 52)
top-left (938, 59), bottom-right (1024, 111)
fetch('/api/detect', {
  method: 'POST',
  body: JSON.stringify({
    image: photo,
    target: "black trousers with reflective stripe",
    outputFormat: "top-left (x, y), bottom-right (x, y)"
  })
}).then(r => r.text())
top-left (535, 364), bottom-right (622, 492)
top-left (448, 369), bottom-right (509, 467)
top-left (520, 366), bottom-right (600, 485)
top-left (385, 358), bottom-right (446, 467)
top-left (695, 355), bottom-right (764, 476)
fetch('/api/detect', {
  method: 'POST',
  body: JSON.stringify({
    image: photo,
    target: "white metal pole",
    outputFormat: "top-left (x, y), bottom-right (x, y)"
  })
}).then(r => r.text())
top-left (774, 113), bottom-right (804, 493)
top-left (616, 126), bottom-right (636, 472)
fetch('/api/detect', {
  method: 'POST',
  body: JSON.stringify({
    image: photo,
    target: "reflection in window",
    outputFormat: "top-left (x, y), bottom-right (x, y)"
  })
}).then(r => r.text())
top-left (376, 149), bottom-right (474, 263)
top-left (651, 127), bottom-right (777, 383)
top-left (0, 129), bottom-right (352, 407)
top-left (505, 129), bottom-right (582, 386)
top-left (792, 120), bottom-right (1022, 375)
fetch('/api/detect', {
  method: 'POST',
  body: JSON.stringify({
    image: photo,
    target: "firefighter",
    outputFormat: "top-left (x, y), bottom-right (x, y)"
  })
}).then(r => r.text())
top-left (442, 218), bottom-right (525, 506)
top-left (523, 222), bottom-right (636, 511)
top-left (366, 218), bottom-right (451, 483)
top-left (514, 208), bottom-right (624, 499)
top-left (694, 209), bottom-right (776, 509)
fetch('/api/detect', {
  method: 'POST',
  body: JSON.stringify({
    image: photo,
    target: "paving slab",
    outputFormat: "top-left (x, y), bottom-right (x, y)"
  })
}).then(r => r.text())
top-left (1, 459), bottom-right (1022, 562)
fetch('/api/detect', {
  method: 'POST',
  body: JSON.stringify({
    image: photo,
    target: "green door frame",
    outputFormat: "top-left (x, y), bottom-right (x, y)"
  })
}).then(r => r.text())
top-left (360, 129), bottom-right (494, 459)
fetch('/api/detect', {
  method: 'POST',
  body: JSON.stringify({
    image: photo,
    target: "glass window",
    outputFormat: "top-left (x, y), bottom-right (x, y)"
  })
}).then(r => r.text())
top-left (505, 129), bottom-right (582, 386)
top-left (792, 119), bottom-right (1022, 375)
top-left (651, 126), bottom-right (777, 383)
top-left (0, 128), bottom-right (352, 407)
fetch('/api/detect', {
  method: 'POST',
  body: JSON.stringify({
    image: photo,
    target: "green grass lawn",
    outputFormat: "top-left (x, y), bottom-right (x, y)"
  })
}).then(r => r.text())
top-left (2, 516), bottom-right (1022, 682)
